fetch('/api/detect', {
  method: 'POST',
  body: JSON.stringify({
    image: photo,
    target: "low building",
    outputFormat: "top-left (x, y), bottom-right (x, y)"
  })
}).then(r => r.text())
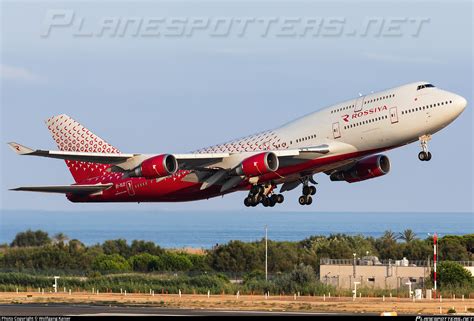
top-left (319, 257), bottom-right (430, 290)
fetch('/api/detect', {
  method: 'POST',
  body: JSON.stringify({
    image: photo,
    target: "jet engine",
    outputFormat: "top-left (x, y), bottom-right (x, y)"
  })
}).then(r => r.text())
top-left (236, 152), bottom-right (279, 177)
top-left (329, 154), bottom-right (390, 183)
top-left (131, 154), bottom-right (178, 179)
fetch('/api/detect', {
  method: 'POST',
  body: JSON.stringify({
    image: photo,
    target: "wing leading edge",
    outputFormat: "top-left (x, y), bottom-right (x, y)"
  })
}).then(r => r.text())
top-left (10, 183), bottom-right (113, 195)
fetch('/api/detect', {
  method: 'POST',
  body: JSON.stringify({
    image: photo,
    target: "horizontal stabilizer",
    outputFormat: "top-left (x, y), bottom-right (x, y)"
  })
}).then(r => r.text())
top-left (10, 183), bottom-right (113, 195)
top-left (7, 142), bottom-right (133, 164)
top-left (7, 142), bottom-right (35, 155)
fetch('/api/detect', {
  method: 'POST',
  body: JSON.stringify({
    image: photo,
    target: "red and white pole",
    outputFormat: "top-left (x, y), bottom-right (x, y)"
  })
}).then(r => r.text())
top-left (433, 233), bottom-right (438, 297)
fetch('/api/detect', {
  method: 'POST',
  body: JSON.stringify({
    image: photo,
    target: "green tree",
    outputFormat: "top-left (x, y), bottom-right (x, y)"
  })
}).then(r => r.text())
top-left (289, 263), bottom-right (316, 285)
top-left (382, 230), bottom-right (397, 243)
top-left (272, 264), bottom-right (317, 294)
top-left (374, 230), bottom-right (403, 260)
top-left (129, 253), bottom-right (155, 272)
top-left (439, 236), bottom-right (470, 261)
top-left (436, 261), bottom-right (473, 287)
top-left (187, 254), bottom-right (211, 272)
top-left (462, 234), bottom-right (474, 259)
top-left (399, 229), bottom-right (417, 243)
top-left (102, 239), bottom-right (130, 258)
top-left (10, 230), bottom-right (51, 247)
top-left (92, 254), bottom-right (131, 272)
top-left (208, 240), bottom-right (261, 272)
top-left (265, 241), bottom-right (299, 272)
top-left (402, 239), bottom-right (432, 260)
top-left (161, 253), bottom-right (193, 271)
top-left (130, 240), bottom-right (163, 256)
top-left (68, 239), bottom-right (85, 254)
top-left (53, 233), bottom-right (69, 244)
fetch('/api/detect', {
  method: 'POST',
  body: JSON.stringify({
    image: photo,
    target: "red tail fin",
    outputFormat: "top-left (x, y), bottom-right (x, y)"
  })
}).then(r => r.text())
top-left (45, 114), bottom-right (120, 183)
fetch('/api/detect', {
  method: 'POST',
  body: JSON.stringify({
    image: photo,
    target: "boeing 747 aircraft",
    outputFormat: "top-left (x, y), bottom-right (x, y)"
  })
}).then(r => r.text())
top-left (8, 81), bottom-right (467, 207)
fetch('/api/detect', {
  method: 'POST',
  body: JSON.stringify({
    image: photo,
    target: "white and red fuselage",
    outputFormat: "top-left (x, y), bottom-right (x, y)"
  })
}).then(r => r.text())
top-left (9, 81), bottom-right (467, 205)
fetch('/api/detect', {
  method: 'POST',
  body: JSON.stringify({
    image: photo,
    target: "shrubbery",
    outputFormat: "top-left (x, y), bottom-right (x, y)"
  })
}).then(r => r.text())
top-left (10, 229), bottom-right (51, 247)
top-left (436, 261), bottom-right (473, 287)
top-left (92, 254), bottom-right (131, 272)
top-left (1, 229), bottom-right (472, 280)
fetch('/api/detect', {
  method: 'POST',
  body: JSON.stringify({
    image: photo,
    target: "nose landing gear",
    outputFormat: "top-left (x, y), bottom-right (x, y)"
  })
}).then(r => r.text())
top-left (418, 135), bottom-right (432, 161)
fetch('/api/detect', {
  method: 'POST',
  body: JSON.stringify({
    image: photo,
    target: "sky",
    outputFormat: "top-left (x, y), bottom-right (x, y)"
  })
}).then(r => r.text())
top-left (0, 0), bottom-right (473, 213)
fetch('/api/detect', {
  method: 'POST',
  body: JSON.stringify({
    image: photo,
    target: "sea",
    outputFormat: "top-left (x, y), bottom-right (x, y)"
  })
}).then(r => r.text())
top-left (0, 210), bottom-right (472, 249)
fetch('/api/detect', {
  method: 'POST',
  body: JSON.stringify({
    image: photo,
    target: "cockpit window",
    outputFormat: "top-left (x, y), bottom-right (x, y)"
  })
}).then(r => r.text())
top-left (417, 83), bottom-right (435, 90)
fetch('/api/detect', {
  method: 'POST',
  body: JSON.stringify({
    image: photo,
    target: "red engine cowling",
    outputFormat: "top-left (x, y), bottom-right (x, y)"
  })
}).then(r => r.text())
top-left (132, 154), bottom-right (178, 179)
top-left (330, 155), bottom-right (390, 183)
top-left (236, 152), bottom-right (279, 177)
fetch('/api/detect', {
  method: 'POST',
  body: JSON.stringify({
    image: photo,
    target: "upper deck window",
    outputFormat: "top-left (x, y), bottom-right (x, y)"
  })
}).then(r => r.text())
top-left (417, 83), bottom-right (435, 90)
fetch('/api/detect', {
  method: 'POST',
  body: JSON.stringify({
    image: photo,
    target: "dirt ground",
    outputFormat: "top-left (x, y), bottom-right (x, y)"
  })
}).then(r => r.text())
top-left (1, 291), bottom-right (473, 315)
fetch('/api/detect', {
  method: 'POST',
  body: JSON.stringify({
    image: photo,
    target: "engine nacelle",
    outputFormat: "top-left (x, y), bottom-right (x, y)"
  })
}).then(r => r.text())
top-left (132, 154), bottom-right (178, 179)
top-left (236, 152), bottom-right (279, 177)
top-left (330, 154), bottom-right (390, 183)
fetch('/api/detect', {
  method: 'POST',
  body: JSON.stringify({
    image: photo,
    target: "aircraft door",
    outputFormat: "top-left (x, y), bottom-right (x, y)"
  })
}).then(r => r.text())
top-left (126, 180), bottom-right (135, 196)
top-left (389, 107), bottom-right (399, 124)
top-left (332, 122), bottom-right (341, 139)
top-left (354, 96), bottom-right (365, 112)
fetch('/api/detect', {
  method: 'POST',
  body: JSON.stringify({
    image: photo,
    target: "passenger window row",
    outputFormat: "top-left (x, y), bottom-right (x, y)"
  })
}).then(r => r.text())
top-left (343, 115), bottom-right (389, 130)
top-left (331, 93), bottom-right (395, 115)
top-left (295, 134), bottom-right (317, 143)
top-left (364, 94), bottom-right (394, 105)
top-left (401, 100), bottom-right (452, 115)
top-left (331, 104), bottom-right (354, 114)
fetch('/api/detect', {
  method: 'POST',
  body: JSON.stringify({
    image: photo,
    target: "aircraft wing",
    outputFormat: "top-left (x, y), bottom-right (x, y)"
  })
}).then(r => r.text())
top-left (10, 183), bottom-right (113, 194)
top-left (8, 140), bottom-right (352, 193)
top-left (8, 142), bottom-right (331, 171)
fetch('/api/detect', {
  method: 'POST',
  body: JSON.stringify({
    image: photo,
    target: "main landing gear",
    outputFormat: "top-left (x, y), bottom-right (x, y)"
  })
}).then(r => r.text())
top-left (418, 135), bottom-right (432, 162)
top-left (244, 184), bottom-right (284, 207)
top-left (298, 177), bottom-right (317, 206)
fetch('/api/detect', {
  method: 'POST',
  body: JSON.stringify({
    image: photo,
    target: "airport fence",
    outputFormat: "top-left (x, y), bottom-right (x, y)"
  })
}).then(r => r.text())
top-left (320, 258), bottom-right (430, 267)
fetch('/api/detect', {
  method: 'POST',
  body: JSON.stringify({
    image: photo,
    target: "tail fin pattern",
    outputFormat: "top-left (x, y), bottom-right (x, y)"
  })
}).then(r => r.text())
top-left (45, 114), bottom-right (120, 182)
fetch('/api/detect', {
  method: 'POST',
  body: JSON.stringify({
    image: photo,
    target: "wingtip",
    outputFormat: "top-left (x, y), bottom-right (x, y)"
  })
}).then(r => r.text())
top-left (7, 142), bottom-right (34, 155)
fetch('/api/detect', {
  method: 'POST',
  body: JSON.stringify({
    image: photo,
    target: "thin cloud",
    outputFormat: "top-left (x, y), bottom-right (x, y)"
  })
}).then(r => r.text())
top-left (0, 64), bottom-right (44, 83)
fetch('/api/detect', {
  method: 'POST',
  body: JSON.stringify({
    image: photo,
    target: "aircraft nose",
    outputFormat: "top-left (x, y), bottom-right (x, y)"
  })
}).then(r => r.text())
top-left (457, 95), bottom-right (467, 111)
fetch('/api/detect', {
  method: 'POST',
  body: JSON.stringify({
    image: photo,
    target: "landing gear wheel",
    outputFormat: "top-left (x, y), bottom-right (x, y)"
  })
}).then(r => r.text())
top-left (298, 195), bottom-right (307, 205)
top-left (418, 151), bottom-right (428, 161)
top-left (276, 194), bottom-right (284, 204)
top-left (244, 197), bottom-right (251, 207)
top-left (426, 152), bottom-right (432, 161)
top-left (255, 194), bottom-right (263, 203)
top-left (262, 197), bottom-right (269, 207)
top-left (269, 198), bottom-right (276, 207)
top-left (309, 186), bottom-right (316, 195)
top-left (270, 194), bottom-right (278, 204)
top-left (302, 185), bottom-right (311, 196)
top-left (305, 196), bottom-right (313, 205)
